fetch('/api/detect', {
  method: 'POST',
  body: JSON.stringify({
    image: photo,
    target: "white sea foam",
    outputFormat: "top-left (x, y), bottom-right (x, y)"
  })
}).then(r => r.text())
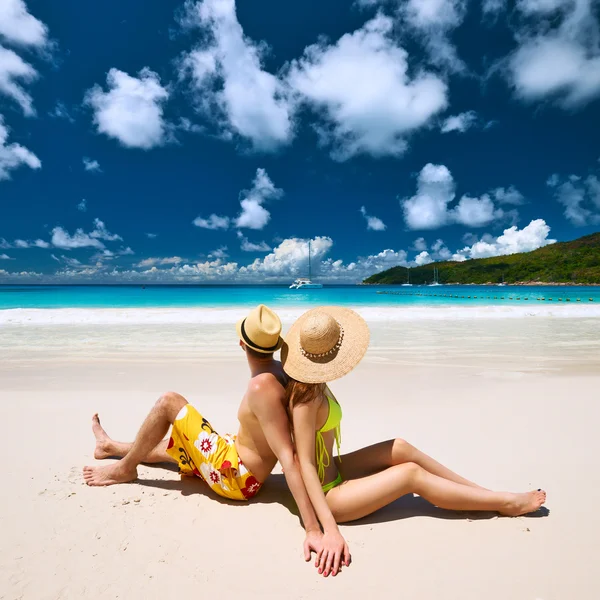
top-left (1, 304), bottom-right (600, 326)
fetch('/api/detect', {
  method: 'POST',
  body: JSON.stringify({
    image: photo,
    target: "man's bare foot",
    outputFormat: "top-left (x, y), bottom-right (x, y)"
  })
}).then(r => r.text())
top-left (92, 413), bottom-right (114, 459)
top-left (83, 463), bottom-right (138, 486)
top-left (501, 490), bottom-right (546, 516)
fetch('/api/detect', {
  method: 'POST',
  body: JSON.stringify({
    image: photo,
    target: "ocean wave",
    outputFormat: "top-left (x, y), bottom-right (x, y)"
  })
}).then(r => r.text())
top-left (2, 304), bottom-right (600, 326)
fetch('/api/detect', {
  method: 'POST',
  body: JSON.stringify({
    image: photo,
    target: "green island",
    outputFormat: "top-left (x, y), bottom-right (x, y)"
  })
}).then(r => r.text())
top-left (363, 232), bottom-right (600, 285)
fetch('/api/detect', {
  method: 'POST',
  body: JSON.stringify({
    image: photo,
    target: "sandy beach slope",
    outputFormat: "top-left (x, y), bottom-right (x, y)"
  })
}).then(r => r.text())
top-left (1, 313), bottom-right (599, 599)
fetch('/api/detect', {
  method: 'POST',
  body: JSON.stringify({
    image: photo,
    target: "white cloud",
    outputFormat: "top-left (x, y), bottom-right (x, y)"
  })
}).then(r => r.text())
top-left (136, 256), bottom-right (183, 268)
top-left (208, 246), bottom-right (228, 259)
top-left (192, 213), bottom-right (230, 230)
top-left (235, 168), bottom-right (282, 230)
top-left (85, 68), bottom-right (170, 149)
top-left (431, 238), bottom-right (452, 260)
top-left (287, 14), bottom-right (448, 160)
top-left (491, 186), bottom-right (525, 205)
top-left (402, 163), bottom-right (455, 229)
top-left (587, 175), bottom-right (600, 209)
top-left (440, 111), bottom-right (477, 133)
top-left (50, 219), bottom-right (122, 250)
top-left (0, 0), bottom-right (48, 47)
top-left (11, 238), bottom-right (51, 250)
top-left (240, 236), bottom-right (333, 279)
top-left (549, 172), bottom-right (600, 226)
top-left (0, 45), bottom-right (37, 115)
top-left (179, 0), bottom-right (294, 151)
top-left (401, 163), bottom-right (513, 230)
top-left (0, 268), bottom-right (41, 280)
top-left (146, 232), bottom-right (157, 239)
top-left (414, 250), bottom-right (434, 266)
top-left (89, 218), bottom-right (122, 242)
top-left (482, 0), bottom-right (506, 18)
top-left (453, 219), bottom-right (556, 260)
top-left (83, 157), bottom-right (101, 172)
top-left (360, 206), bottom-right (386, 231)
top-left (237, 231), bottom-right (271, 252)
top-left (49, 102), bottom-right (74, 123)
top-left (51, 227), bottom-right (105, 250)
top-left (0, 1), bottom-right (48, 116)
top-left (452, 194), bottom-right (500, 227)
top-left (506, 0), bottom-right (600, 108)
top-left (401, 0), bottom-right (468, 73)
top-left (0, 114), bottom-right (41, 180)
top-left (0, 253), bottom-right (12, 259)
top-left (412, 237), bottom-right (428, 251)
top-left (77, 199), bottom-right (87, 212)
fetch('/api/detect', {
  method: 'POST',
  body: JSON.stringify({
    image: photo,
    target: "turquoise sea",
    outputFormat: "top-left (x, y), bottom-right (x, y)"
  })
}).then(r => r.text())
top-left (1, 284), bottom-right (599, 310)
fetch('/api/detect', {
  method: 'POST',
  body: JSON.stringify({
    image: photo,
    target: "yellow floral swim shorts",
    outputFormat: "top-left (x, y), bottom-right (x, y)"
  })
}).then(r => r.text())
top-left (166, 404), bottom-right (262, 501)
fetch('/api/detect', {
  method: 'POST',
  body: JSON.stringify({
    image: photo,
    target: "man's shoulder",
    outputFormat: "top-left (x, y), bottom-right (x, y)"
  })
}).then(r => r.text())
top-left (247, 372), bottom-right (285, 402)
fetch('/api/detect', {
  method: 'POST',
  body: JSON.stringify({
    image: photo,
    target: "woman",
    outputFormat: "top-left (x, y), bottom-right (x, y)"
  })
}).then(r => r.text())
top-left (281, 306), bottom-right (546, 577)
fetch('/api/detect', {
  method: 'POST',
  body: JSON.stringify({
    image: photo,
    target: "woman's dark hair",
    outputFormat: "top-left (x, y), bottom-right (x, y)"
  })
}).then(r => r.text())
top-left (285, 378), bottom-right (326, 412)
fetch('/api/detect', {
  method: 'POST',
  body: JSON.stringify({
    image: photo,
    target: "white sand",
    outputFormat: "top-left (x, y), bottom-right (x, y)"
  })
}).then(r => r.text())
top-left (1, 314), bottom-right (599, 599)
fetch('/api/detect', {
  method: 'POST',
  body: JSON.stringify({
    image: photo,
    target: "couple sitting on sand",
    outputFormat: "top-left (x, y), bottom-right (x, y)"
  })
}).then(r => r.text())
top-left (84, 304), bottom-right (546, 577)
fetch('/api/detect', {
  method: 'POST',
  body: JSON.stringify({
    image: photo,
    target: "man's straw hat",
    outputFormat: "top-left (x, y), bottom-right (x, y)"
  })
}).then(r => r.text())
top-left (281, 306), bottom-right (369, 383)
top-left (236, 304), bottom-right (284, 354)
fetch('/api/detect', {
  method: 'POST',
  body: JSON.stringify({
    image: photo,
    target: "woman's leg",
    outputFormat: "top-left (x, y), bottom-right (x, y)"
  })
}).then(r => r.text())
top-left (338, 438), bottom-right (488, 490)
top-left (326, 462), bottom-right (545, 523)
top-left (92, 414), bottom-right (176, 464)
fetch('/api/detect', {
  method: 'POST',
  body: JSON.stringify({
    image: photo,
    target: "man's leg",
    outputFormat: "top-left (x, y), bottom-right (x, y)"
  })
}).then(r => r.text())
top-left (92, 414), bottom-right (176, 464)
top-left (83, 392), bottom-right (187, 486)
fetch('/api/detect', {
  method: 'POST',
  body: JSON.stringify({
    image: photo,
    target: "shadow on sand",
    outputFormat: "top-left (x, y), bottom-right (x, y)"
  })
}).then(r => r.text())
top-left (133, 463), bottom-right (550, 525)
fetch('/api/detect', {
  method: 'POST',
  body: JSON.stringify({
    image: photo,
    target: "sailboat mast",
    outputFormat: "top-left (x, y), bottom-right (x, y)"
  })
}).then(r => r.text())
top-left (308, 240), bottom-right (312, 279)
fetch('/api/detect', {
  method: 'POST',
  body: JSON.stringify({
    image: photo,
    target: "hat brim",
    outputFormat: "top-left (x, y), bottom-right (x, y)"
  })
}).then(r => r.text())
top-left (236, 318), bottom-right (284, 353)
top-left (281, 306), bottom-right (370, 383)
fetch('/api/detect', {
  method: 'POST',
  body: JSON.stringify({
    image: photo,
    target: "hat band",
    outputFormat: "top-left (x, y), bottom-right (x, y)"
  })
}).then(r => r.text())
top-left (240, 318), bottom-right (281, 352)
top-left (300, 323), bottom-right (345, 358)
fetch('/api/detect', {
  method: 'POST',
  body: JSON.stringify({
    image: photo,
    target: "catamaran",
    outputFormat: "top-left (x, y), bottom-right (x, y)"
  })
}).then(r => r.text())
top-left (429, 266), bottom-right (442, 286)
top-left (290, 241), bottom-right (323, 289)
top-left (401, 268), bottom-right (412, 286)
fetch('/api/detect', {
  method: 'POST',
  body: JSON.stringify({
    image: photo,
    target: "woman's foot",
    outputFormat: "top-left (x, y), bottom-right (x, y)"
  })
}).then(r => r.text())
top-left (500, 490), bottom-right (546, 516)
top-left (92, 413), bottom-right (114, 459)
top-left (83, 463), bottom-right (138, 486)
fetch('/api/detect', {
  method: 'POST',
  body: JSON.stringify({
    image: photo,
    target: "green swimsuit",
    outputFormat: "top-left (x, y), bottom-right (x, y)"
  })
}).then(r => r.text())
top-left (316, 392), bottom-right (343, 493)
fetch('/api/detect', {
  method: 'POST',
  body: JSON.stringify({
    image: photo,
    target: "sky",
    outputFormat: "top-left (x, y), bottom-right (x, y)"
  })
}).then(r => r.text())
top-left (1, 0), bottom-right (599, 284)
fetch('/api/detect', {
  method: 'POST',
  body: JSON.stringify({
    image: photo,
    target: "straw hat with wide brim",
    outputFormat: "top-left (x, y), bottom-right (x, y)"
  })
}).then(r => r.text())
top-left (236, 304), bottom-right (284, 354)
top-left (281, 306), bottom-right (370, 384)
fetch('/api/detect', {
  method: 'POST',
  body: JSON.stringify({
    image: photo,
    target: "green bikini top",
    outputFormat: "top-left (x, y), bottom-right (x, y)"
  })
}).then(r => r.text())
top-left (316, 391), bottom-right (342, 483)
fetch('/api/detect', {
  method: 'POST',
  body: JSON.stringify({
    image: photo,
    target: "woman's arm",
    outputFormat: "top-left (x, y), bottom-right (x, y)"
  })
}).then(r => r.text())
top-left (292, 399), bottom-right (350, 577)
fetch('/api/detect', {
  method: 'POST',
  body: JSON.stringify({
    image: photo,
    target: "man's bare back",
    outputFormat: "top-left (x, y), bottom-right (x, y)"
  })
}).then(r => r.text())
top-left (235, 362), bottom-right (287, 482)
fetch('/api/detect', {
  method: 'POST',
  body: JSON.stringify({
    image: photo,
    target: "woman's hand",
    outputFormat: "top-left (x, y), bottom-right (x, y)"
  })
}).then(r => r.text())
top-left (303, 528), bottom-right (323, 564)
top-left (316, 529), bottom-right (351, 577)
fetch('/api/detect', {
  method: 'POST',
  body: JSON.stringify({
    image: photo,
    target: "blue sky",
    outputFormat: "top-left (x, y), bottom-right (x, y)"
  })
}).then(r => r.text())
top-left (1, 0), bottom-right (599, 283)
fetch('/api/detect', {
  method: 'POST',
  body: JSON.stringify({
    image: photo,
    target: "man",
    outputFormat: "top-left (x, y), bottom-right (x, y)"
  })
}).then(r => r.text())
top-left (84, 305), bottom-right (344, 574)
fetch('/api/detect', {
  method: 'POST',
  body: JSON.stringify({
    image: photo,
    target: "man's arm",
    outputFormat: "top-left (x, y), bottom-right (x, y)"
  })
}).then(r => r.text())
top-left (248, 377), bottom-right (322, 542)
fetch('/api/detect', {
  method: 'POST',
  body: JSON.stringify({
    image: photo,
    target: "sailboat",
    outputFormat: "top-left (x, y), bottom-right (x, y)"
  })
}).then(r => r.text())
top-left (401, 268), bottom-right (412, 286)
top-left (497, 273), bottom-right (506, 287)
top-left (289, 241), bottom-right (323, 289)
top-left (429, 266), bottom-right (442, 286)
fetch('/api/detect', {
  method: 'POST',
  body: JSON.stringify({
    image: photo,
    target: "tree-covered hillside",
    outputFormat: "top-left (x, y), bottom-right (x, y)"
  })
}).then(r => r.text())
top-left (363, 232), bottom-right (600, 285)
